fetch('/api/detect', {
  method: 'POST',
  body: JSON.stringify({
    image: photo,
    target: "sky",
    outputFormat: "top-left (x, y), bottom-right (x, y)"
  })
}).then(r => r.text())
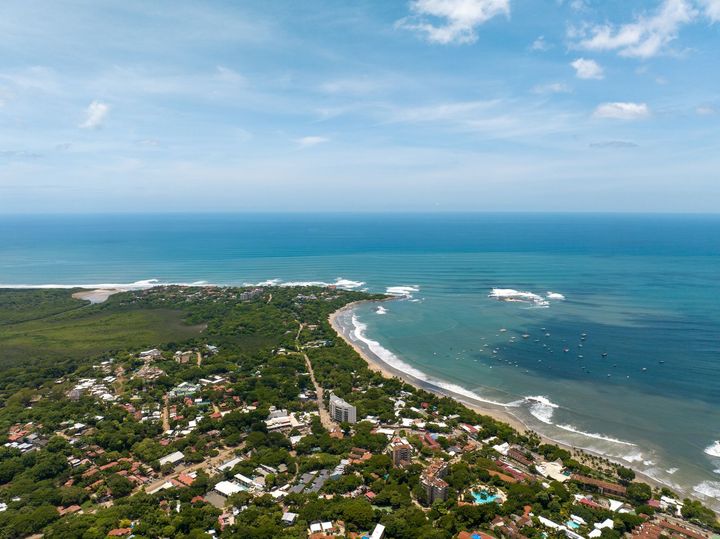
top-left (0, 0), bottom-right (719, 213)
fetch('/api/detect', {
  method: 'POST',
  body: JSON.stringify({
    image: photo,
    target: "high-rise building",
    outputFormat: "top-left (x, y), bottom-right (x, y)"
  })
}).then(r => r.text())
top-left (329, 393), bottom-right (357, 424)
top-left (389, 437), bottom-right (413, 467)
top-left (421, 459), bottom-right (449, 504)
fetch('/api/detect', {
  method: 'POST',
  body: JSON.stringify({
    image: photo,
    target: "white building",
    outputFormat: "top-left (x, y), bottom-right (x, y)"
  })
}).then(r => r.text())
top-left (158, 450), bottom-right (184, 467)
top-left (329, 394), bottom-right (357, 424)
top-left (215, 480), bottom-right (244, 497)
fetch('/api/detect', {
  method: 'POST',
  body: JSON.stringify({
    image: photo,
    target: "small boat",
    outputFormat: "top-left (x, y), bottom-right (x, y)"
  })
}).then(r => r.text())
top-left (601, 352), bottom-right (608, 358)
top-left (563, 348), bottom-right (569, 353)
top-left (522, 334), bottom-right (530, 339)
top-left (642, 367), bottom-right (647, 372)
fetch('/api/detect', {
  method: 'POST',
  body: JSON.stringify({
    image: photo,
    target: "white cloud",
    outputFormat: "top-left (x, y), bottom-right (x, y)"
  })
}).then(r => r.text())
top-left (593, 102), bottom-right (650, 120)
top-left (295, 136), bottom-right (329, 148)
top-left (215, 65), bottom-right (245, 85)
top-left (699, 0), bottom-right (720, 20)
top-left (589, 140), bottom-right (639, 148)
top-left (530, 35), bottom-right (550, 51)
top-left (320, 77), bottom-right (384, 95)
top-left (79, 101), bottom-right (109, 129)
top-left (396, 0), bottom-right (510, 44)
top-left (573, 0), bottom-right (697, 58)
top-left (531, 82), bottom-right (571, 94)
top-left (571, 58), bottom-right (604, 79)
top-left (696, 105), bottom-right (716, 115)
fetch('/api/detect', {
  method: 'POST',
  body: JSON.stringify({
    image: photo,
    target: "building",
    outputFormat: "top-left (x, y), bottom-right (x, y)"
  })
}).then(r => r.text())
top-left (571, 474), bottom-right (627, 497)
top-left (158, 450), bottom-right (184, 468)
top-left (214, 480), bottom-right (244, 497)
top-left (389, 437), bottom-right (413, 467)
top-left (421, 459), bottom-right (449, 505)
top-left (329, 393), bottom-right (357, 424)
top-left (174, 350), bottom-right (194, 364)
top-left (239, 288), bottom-right (264, 301)
top-left (422, 474), bottom-right (449, 505)
top-left (370, 523), bottom-right (386, 539)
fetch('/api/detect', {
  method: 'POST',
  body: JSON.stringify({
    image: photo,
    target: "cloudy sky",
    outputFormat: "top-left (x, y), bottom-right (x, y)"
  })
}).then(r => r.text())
top-left (1, 0), bottom-right (718, 213)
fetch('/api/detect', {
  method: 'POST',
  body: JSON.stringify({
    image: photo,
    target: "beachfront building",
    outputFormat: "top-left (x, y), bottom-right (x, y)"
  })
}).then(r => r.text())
top-left (389, 437), bottom-right (413, 467)
top-left (329, 393), bottom-right (356, 424)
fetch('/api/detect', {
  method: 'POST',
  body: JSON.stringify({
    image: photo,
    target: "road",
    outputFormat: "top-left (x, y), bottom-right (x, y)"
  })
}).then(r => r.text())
top-left (162, 394), bottom-right (170, 432)
top-left (137, 444), bottom-right (242, 495)
top-left (296, 321), bottom-right (335, 430)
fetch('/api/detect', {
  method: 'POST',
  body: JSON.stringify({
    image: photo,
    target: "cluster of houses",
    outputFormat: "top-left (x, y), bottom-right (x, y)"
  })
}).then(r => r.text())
top-left (67, 377), bottom-right (117, 402)
top-left (5, 423), bottom-right (47, 453)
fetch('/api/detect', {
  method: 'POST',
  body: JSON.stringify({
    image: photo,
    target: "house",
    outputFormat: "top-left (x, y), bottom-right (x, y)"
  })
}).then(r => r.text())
top-left (107, 528), bottom-right (132, 537)
top-left (282, 512), bottom-right (298, 526)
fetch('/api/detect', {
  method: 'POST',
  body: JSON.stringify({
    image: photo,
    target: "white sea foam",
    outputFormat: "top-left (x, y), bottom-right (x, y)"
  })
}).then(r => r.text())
top-left (693, 481), bottom-right (720, 499)
top-left (704, 440), bottom-right (720, 458)
top-left (524, 396), bottom-right (558, 424)
top-left (489, 288), bottom-right (550, 307)
top-left (546, 292), bottom-right (565, 300)
top-left (348, 314), bottom-right (507, 407)
top-left (666, 468), bottom-right (678, 475)
top-left (243, 277), bottom-right (365, 290)
top-left (621, 452), bottom-right (645, 463)
top-left (714, 468), bottom-right (720, 475)
top-left (0, 279), bottom-right (165, 290)
top-left (556, 424), bottom-right (637, 446)
top-left (386, 285), bottom-right (420, 297)
top-left (375, 306), bottom-right (388, 315)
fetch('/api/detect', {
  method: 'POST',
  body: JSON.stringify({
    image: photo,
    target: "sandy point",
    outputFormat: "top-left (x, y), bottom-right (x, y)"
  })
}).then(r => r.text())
top-left (72, 288), bottom-right (122, 304)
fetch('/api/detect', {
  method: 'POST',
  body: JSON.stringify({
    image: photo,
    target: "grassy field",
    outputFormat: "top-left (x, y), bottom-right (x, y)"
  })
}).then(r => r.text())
top-left (0, 289), bottom-right (204, 394)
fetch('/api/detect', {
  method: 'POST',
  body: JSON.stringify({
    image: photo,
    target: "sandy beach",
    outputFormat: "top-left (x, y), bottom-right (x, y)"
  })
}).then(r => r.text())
top-left (71, 288), bottom-right (122, 304)
top-left (329, 301), bottom-right (533, 436)
top-left (329, 300), bottom-right (665, 490)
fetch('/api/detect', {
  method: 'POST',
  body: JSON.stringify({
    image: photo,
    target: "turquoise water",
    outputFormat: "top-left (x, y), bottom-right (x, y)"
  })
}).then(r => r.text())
top-left (472, 491), bottom-right (499, 504)
top-left (1, 213), bottom-right (719, 506)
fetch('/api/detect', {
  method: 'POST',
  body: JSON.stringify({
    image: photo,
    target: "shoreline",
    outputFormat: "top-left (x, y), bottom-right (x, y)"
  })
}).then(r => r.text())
top-left (329, 299), bottom-right (667, 492)
top-left (71, 288), bottom-right (123, 304)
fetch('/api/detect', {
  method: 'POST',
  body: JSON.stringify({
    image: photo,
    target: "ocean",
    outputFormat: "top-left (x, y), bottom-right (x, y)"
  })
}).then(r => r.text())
top-left (1, 213), bottom-right (719, 506)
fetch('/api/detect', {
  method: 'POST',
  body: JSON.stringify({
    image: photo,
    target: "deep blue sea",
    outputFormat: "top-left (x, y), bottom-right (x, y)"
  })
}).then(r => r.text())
top-left (1, 213), bottom-right (719, 505)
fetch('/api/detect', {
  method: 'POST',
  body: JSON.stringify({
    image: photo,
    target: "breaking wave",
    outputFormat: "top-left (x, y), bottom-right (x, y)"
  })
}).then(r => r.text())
top-left (524, 396), bottom-right (558, 424)
top-left (386, 285), bottom-right (420, 297)
top-left (0, 279), bottom-right (169, 290)
top-left (348, 314), bottom-right (507, 407)
top-left (375, 306), bottom-right (388, 315)
top-left (244, 277), bottom-right (365, 290)
top-left (693, 481), bottom-right (720, 499)
top-left (556, 424), bottom-right (637, 446)
top-left (489, 288), bottom-right (566, 308)
top-left (704, 441), bottom-right (720, 458)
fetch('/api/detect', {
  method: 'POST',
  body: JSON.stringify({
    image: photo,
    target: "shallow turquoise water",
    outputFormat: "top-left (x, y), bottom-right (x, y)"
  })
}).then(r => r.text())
top-left (1, 213), bottom-right (719, 505)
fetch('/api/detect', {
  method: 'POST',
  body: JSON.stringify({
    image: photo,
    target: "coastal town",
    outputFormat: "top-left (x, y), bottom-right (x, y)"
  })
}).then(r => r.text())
top-left (0, 285), bottom-right (717, 539)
